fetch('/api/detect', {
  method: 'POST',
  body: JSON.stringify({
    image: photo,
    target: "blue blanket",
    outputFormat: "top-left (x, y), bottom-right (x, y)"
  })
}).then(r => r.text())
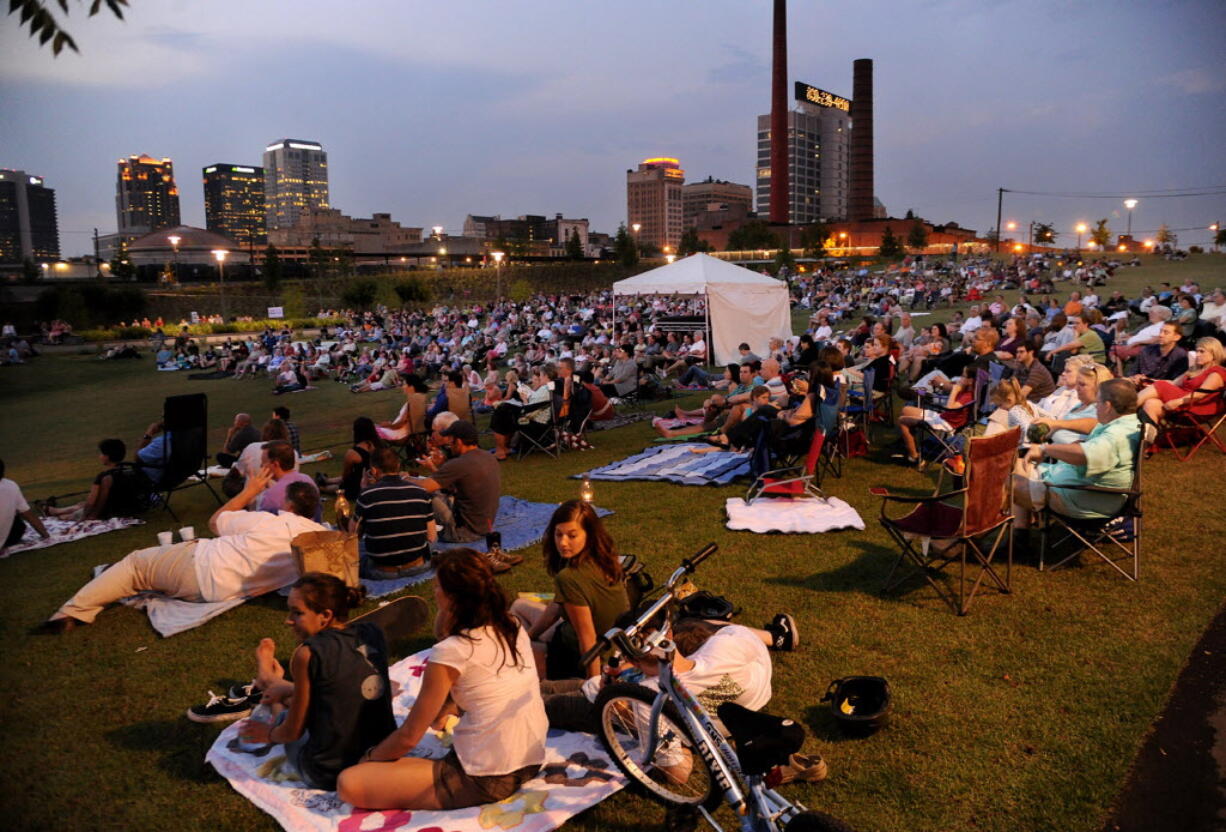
top-left (574, 443), bottom-right (750, 486)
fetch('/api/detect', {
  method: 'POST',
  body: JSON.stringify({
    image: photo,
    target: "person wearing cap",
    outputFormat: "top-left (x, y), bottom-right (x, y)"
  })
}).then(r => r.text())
top-left (409, 420), bottom-right (500, 544)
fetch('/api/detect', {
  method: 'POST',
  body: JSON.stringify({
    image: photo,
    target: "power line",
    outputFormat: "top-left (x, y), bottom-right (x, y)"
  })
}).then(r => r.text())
top-left (1003, 187), bottom-right (1226, 199)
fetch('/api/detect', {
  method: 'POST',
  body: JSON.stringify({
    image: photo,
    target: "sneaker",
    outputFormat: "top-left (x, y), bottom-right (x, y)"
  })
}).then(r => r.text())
top-left (490, 547), bottom-right (524, 567)
top-left (765, 613), bottom-right (799, 651)
top-left (186, 690), bottom-right (255, 723)
top-left (482, 550), bottom-right (512, 575)
top-left (226, 681), bottom-right (262, 702)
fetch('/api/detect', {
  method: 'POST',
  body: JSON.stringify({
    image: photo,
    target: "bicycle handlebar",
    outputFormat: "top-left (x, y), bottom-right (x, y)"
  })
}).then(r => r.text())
top-left (681, 542), bottom-right (717, 574)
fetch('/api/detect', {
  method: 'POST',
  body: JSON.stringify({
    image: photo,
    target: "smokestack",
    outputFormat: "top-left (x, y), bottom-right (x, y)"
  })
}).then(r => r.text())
top-left (849, 58), bottom-right (874, 222)
top-left (769, 0), bottom-right (789, 225)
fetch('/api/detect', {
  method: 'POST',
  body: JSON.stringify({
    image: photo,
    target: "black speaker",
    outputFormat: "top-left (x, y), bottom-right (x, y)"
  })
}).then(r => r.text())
top-left (164, 393), bottom-right (207, 431)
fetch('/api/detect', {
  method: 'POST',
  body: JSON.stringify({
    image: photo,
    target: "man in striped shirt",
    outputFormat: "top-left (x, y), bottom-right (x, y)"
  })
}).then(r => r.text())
top-left (354, 447), bottom-right (435, 579)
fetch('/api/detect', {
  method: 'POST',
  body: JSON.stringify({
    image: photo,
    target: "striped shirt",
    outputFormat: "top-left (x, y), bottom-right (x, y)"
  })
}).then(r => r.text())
top-left (355, 476), bottom-right (432, 567)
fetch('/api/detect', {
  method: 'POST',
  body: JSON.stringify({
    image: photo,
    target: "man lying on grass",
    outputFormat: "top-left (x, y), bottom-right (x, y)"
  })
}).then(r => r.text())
top-left (35, 471), bottom-right (326, 634)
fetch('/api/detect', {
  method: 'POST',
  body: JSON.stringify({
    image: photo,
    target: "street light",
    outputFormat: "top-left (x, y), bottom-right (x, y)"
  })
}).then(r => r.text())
top-left (491, 250), bottom-right (505, 299)
top-left (438, 246), bottom-right (446, 271)
top-left (212, 249), bottom-right (229, 321)
top-left (431, 225), bottom-right (444, 239)
top-left (167, 234), bottom-right (181, 284)
top-left (665, 254), bottom-right (676, 264)
top-left (1075, 222), bottom-right (1088, 252)
top-left (1123, 198), bottom-right (1138, 238)
top-left (839, 231), bottom-right (848, 256)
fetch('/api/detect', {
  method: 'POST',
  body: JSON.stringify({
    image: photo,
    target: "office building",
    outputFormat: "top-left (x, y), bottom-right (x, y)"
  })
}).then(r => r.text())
top-left (626, 157), bottom-right (685, 252)
top-left (262, 139), bottom-right (329, 232)
top-left (682, 178), bottom-right (753, 227)
top-left (0, 168), bottom-right (59, 263)
top-left (116, 154), bottom-right (181, 235)
top-left (203, 164), bottom-right (267, 248)
top-left (755, 83), bottom-right (852, 224)
top-left (463, 213), bottom-right (591, 257)
top-left (266, 207), bottom-right (421, 254)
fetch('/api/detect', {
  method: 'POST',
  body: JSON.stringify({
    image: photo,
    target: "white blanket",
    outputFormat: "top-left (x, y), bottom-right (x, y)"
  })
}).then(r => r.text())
top-left (206, 648), bottom-right (626, 832)
top-left (725, 496), bottom-right (866, 534)
top-left (2, 516), bottom-right (145, 558)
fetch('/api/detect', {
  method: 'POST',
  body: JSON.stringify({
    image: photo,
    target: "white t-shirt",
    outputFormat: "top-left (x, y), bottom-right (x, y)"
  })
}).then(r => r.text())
top-left (627, 625), bottom-right (772, 714)
top-left (0, 478), bottom-right (30, 549)
top-left (430, 625), bottom-right (547, 776)
top-left (688, 338), bottom-right (707, 361)
top-left (194, 510), bottom-right (325, 601)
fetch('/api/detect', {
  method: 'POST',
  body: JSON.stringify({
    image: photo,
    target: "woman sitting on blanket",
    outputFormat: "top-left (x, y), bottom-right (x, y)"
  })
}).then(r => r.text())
top-left (43, 438), bottom-right (142, 522)
top-left (233, 573), bottom-right (396, 791)
top-left (338, 549), bottom-right (546, 811)
top-left (511, 500), bottom-right (629, 680)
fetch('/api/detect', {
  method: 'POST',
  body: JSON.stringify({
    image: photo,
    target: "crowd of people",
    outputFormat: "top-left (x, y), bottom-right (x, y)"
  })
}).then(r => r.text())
top-left (5, 251), bottom-right (1224, 820)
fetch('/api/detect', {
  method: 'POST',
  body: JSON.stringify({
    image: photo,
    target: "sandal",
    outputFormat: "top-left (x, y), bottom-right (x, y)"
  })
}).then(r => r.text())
top-left (775, 752), bottom-right (828, 784)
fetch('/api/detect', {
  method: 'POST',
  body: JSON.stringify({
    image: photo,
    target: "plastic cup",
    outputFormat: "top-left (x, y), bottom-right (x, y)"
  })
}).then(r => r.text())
top-left (157, 531), bottom-right (174, 546)
top-left (179, 526), bottom-right (196, 541)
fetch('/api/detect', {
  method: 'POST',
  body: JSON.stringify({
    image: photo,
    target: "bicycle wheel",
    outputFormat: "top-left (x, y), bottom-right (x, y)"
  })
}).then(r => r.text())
top-left (595, 682), bottom-right (720, 810)
top-left (784, 809), bottom-right (858, 832)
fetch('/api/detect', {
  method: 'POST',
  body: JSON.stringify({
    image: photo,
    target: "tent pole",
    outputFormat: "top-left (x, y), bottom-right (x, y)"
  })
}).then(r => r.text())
top-left (704, 290), bottom-right (711, 363)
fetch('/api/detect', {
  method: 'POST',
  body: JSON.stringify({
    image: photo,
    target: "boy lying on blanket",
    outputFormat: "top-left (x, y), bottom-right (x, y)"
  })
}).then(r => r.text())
top-left (35, 470), bottom-right (326, 634)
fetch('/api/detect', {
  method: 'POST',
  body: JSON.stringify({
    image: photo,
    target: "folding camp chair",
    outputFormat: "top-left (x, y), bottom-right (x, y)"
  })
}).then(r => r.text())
top-left (153, 393), bottom-right (223, 522)
top-left (910, 375), bottom-right (985, 470)
top-left (1038, 419), bottom-right (1154, 581)
top-left (844, 367), bottom-right (877, 443)
top-left (1152, 385), bottom-right (1226, 461)
top-left (513, 399), bottom-right (560, 459)
top-left (745, 422), bottom-right (827, 502)
top-left (872, 427), bottom-right (1020, 615)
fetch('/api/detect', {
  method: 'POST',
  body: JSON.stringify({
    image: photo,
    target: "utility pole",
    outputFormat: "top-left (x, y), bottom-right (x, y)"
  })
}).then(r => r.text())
top-left (93, 228), bottom-right (102, 278)
top-left (994, 188), bottom-right (1004, 255)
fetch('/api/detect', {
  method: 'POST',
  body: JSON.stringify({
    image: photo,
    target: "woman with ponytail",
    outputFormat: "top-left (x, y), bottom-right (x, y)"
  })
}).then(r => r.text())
top-left (338, 548), bottom-right (546, 810)
top-left (213, 573), bottom-right (395, 791)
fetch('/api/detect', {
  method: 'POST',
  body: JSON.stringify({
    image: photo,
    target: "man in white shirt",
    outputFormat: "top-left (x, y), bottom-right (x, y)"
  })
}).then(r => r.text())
top-left (38, 467), bottom-right (325, 633)
top-left (961, 306), bottom-right (983, 344)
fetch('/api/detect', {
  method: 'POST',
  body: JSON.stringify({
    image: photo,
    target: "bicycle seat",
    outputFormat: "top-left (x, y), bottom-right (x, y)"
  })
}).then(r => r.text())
top-left (717, 702), bottom-right (805, 776)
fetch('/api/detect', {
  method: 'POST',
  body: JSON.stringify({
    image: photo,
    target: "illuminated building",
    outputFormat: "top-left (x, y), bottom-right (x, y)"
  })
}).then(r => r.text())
top-left (116, 154), bottom-right (181, 234)
top-left (682, 178), bottom-right (753, 227)
top-left (627, 157), bottom-right (685, 251)
top-left (755, 82), bottom-right (851, 224)
top-left (262, 139), bottom-right (329, 232)
top-left (203, 164), bottom-right (267, 248)
top-left (463, 213), bottom-right (591, 257)
top-left (267, 207), bottom-right (421, 254)
top-left (0, 169), bottom-right (59, 264)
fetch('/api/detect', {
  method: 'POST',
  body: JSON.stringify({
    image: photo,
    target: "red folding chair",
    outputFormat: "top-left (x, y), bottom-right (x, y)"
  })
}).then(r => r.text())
top-left (1153, 386), bottom-right (1226, 461)
top-left (746, 425), bottom-right (826, 502)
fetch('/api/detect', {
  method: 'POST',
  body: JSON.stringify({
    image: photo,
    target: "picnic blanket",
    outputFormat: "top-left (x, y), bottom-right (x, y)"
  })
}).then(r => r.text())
top-left (724, 496), bottom-right (866, 534)
top-left (575, 443), bottom-right (750, 486)
top-left (206, 648), bottom-right (626, 832)
top-left (1, 516), bottom-right (145, 558)
top-left (361, 496), bottom-right (613, 599)
top-left (587, 411), bottom-right (653, 432)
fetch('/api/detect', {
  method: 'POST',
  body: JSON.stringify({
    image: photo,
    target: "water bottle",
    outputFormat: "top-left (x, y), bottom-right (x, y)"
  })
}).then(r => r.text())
top-left (237, 703), bottom-right (275, 752)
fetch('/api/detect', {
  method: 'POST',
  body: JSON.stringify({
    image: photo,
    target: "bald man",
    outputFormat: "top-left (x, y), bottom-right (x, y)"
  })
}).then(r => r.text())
top-left (217, 412), bottom-right (260, 468)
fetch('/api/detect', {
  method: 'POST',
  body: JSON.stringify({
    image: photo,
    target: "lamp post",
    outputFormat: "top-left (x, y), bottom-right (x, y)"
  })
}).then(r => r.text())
top-left (1075, 223), bottom-right (1088, 253)
top-left (1124, 198), bottom-right (1138, 238)
top-left (491, 250), bottom-right (505, 299)
top-left (212, 249), bottom-right (229, 321)
top-left (167, 234), bottom-right (181, 284)
top-left (1211, 223), bottom-right (1221, 252)
top-left (839, 231), bottom-right (848, 256)
top-left (438, 246), bottom-right (446, 271)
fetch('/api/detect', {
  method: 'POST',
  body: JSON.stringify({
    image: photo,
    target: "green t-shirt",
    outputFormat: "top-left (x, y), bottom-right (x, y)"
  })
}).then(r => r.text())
top-left (553, 557), bottom-right (629, 643)
top-left (1076, 329), bottom-right (1106, 363)
top-left (1040, 414), bottom-right (1140, 518)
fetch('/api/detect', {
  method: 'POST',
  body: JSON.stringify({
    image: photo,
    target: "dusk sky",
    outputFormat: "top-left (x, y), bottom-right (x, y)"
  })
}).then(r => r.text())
top-left (3, 0), bottom-right (1225, 257)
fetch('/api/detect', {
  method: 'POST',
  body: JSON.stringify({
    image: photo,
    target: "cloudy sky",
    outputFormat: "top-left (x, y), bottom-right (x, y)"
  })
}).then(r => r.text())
top-left (3, 0), bottom-right (1224, 257)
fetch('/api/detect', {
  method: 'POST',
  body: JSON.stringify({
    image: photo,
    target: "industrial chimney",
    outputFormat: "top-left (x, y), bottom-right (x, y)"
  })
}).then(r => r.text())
top-left (768, 0), bottom-right (789, 225)
top-left (848, 58), bottom-right (874, 222)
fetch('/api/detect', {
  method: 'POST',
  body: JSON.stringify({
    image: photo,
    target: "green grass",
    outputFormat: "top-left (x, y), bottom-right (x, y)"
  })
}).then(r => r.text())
top-left (2, 254), bottom-right (1224, 831)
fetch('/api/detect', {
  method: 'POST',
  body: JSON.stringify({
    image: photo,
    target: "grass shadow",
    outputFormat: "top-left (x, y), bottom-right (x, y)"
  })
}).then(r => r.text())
top-left (105, 719), bottom-right (224, 784)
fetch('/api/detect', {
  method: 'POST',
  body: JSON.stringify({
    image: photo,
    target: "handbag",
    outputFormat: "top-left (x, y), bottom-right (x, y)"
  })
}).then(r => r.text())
top-left (291, 530), bottom-right (360, 588)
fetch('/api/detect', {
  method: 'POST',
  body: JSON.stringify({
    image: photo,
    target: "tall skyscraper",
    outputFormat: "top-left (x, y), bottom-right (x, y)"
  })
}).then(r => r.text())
top-left (116, 154), bottom-right (181, 234)
top-left (203, 163), bottom-right (267, 248)
top-left (755, 83), bottom-right (852, 224)
top-left (262, 139), bottom-right (328, 232)
top-left (626, 157), bottom-right (685, 252)
top-left (0, 169), bottom-right (60, 263)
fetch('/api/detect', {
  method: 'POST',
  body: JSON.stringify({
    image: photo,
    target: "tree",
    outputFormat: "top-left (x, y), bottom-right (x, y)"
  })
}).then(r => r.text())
top-left (340, 279), bottom-right (378, 310)
top-left (906, 222), bottom-right (929, 253)
top-left (8, 0), bottom-right (128, 56)
top-left (1155, 223), bottom-right (1176, 246)
top-left (307, 236), bottom-right (328, 281)
top-left (613, 223), bottom-right (639, 267)
top-left (878, 226), bottom-right (904, 259)
top-left (109, 242), bottom-right (134, 280)
top-left (1033, 222), bottom-right (1057, 245)
top-left (904, 209), bottom-right (915, 220)
top-left (726, 220), bottom-right (780, 252)
top-left (678, 227), bottom-right (713, 257)
top-left (773, 246), bottom-right (796, 275)
top-left (262, 244), bottom-right (283, 291)
top-left (799, 223), bottom-right (830, 259)
top-left (21, 258), bottom-right (40, 282)
top-left (565, 228), bottom-right (584, 260)
top-left (1090, 218), bottom-right (1112, 248)
top-left (393, 277), bottom-right (431, 307)
top-left (1215, 226), bottom-right (1226, 250)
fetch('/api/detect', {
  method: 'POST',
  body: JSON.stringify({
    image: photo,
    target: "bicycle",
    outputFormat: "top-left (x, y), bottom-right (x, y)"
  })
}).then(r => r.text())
top-left (581, 543), bottom-right (855, 832)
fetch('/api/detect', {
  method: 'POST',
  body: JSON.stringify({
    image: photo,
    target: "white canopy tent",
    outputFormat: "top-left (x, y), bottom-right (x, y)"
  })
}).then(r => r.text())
top-left (611, 253), bottom-right (793, 366)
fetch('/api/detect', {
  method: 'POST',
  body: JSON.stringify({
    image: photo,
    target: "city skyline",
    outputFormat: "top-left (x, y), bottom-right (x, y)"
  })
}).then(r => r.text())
top-left (2, 0), bottom-right (1224, 258)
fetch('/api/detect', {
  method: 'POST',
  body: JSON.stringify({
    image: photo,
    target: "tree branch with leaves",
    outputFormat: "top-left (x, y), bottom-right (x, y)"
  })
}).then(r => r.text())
top-left (8, 0), bottom-right (129, 56)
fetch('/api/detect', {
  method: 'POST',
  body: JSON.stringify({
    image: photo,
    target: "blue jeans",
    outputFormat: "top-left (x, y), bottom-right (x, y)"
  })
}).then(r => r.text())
top-left (679, 365), bottom-right (712, 386)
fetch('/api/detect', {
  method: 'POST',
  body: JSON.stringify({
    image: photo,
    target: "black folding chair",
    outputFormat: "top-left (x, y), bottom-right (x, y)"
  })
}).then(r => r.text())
top-left (513, 400), bottom-right (560, 459)
top-left (152, 393), bottom-right (222, 521)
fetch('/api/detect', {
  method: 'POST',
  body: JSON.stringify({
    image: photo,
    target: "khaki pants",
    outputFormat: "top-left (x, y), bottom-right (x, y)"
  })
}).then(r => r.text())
top-left (56, 540), bottom-right (203, 624)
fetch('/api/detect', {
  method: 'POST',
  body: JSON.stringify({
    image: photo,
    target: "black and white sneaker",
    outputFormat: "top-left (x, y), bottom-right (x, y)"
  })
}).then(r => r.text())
top-left (186, 690), bottom-right (255, 723)
top-left (765, 613), bottom-right (799, 652)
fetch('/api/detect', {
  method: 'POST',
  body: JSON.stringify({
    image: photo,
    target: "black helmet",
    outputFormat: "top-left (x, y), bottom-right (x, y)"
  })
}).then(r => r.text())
top-left (821, 676), bottom-right (891, 736)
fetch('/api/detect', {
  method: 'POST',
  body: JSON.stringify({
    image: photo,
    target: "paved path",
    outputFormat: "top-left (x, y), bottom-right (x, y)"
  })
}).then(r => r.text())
top-left (1104, 601), bottom-right (1226, 832)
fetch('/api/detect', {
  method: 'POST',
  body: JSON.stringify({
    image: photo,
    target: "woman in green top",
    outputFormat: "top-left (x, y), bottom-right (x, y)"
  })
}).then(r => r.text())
top-left (511, 500), bottom-right (628, 679)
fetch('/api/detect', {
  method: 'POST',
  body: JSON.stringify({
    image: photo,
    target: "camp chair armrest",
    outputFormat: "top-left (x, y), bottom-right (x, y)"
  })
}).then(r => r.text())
top-left (1041, 482), bottom-right (1137, 496)
top-left (870, 487), bottom-right (967, 503)
top-left (754, 465), bottom-right (805, 484)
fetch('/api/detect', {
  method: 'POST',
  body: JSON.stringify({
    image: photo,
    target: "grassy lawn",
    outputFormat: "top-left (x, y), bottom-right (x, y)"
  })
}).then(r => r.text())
top-left (1, 254), bottom-right (1224, 832)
